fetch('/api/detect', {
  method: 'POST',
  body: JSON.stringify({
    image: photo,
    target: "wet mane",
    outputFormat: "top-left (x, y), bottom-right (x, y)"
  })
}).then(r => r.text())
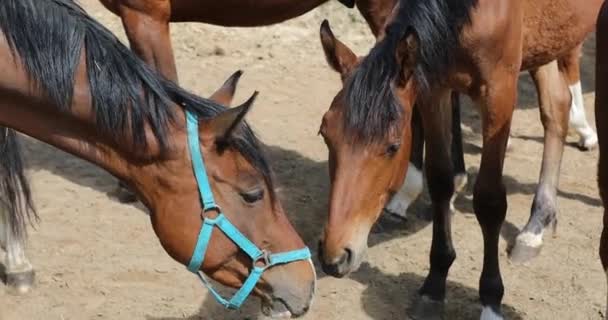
top-left (345, 0), bottom-right (477, 143)
top-left (0, 0), bottom-right (275, 198)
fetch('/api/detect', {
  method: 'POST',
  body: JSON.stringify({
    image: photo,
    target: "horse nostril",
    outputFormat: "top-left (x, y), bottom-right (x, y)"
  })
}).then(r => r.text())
top-left (336, 249), bottom-right (349, 266)
top-left (343, 247), bottom-right (353, 266)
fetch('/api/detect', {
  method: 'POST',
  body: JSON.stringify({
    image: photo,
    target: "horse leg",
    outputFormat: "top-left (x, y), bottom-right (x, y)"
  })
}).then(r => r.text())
top-left (510, 61), bottom-right (570, 263)
top-left (451, 92), bottom-right (467, 211)
top-left (474, 70), bottom-right (518, 319)
top-left (119, 4), bottom-right (177, 82)
top-left (411, 90), bottom-right (456, 319)
top-left (384, 105), bottom-right (424, 219)
top-left (385, 94), bottom-right (466, 220)
top-left (355, 0), bottom-right (398, 37)
top-left (559, 44), bottom-right (598, 150)
top-left (596, 5), bottom-right (608, 315)
top-left (0, 207), bottom-right (34, 294)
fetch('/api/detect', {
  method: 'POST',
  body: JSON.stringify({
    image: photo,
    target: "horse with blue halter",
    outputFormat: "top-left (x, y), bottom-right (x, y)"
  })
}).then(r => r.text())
top-left (317, 0), bottom-right (604, 318)
top-left (0, 0), bottom-right (314, 317)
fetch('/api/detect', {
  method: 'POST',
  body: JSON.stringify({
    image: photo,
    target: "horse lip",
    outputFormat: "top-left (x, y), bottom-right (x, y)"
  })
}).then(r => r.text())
top-left (261, 297), bottom-right (294, 319)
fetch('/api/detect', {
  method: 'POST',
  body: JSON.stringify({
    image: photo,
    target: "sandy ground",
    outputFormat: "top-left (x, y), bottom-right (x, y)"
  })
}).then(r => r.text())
top-left (1, 1), bottom-right (606, 319)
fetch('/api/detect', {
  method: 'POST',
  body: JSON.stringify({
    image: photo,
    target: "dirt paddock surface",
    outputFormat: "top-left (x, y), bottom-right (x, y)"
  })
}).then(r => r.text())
top-left (1, 1), bottom-right (606, 319)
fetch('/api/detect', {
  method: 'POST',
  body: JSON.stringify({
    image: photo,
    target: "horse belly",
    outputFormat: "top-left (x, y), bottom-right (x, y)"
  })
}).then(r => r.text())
top-left (520, 0), bottom-right (602, 70)
top-left (169, 0), bottom-right (327, 26)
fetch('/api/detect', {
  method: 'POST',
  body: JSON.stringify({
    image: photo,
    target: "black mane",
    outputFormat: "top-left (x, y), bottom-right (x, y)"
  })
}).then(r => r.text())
top-left (345, 0), bottom-right (477, 143)
top-left (0, 0), bottom-right (275, 198)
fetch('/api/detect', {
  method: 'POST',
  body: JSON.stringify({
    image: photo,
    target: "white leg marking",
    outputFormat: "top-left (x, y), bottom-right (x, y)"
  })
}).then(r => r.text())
top-left (450, 173), bottom-right (468, 212)
top-left (569, 82), bottom-right (598, 149)
top-left (0, 207), bottom-right (6, 251)
top-left (605, 269), bottom-right (608, 318)
top-left (385, 163), bottom-right (424, 218)
top-left (480, 306), bottom-right (504, 320)
top-left (1, 207), bottom-right (32, 273)
top-left (515, 231), bottom-right (544, 248)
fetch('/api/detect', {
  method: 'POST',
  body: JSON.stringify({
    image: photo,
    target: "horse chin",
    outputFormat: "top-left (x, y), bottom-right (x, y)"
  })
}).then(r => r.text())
top-left (261, 298), bottom-right (294, 319)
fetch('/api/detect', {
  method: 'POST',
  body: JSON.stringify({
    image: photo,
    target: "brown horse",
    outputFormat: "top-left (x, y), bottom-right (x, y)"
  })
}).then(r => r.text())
top-left (596, 1), bottom-right (608, 317)
top-left (0, 0), bottom-right (315, 317)
top-left (317, 0), bottom-right (604, 318)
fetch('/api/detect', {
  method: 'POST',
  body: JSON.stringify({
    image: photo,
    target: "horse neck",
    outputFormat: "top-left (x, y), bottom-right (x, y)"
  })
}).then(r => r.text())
top-left (0, 53), bottom-right (186, 209)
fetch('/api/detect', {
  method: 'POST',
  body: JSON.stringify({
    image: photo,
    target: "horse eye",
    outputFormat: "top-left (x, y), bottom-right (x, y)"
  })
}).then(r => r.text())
top-left (386, 143), bottom-right (401, 157)
top-left (240, 188), bottom-right (264, 203)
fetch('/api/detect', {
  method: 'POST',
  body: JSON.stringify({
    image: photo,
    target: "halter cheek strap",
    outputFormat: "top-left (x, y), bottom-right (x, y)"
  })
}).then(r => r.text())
top-left (185, 110), bottom-right (311, 309)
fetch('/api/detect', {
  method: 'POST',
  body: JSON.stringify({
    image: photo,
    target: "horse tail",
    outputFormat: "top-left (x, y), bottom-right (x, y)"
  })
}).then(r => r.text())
top-left (0, 127), bottom-right (37, 238)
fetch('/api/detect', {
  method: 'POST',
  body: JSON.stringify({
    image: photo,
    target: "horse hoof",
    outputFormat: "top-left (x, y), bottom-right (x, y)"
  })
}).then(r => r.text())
top-left (409, 295), bottom-right (444, 320)
top-left (6, 270), bottom-right (35, 295)
top-left (577, 134), bottom-right (598, 151)
top-left (508, 235), bottom-right (542, 264)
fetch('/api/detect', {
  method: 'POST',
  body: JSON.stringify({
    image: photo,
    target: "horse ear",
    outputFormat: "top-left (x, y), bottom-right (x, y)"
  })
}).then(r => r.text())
top-left (209, 70), bottom-right (243, 106)
top-left (320, 20), bottom-right (357, 76)
top-left (395, 27), bottom-right (419, 84)
top-left (208, 92), bottom-right (258, 141)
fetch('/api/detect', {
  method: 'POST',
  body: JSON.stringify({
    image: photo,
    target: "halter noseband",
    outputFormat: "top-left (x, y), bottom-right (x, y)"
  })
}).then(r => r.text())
top-left (185, 110), bottom-right (311, 309)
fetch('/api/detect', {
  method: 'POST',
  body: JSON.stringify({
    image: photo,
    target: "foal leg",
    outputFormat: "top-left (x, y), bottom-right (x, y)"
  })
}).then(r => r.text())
top-left (474, 71), bottom-right (518, 319)
top-left (385, 94), bottom-right (466, 219)
top-left (559, 45), bottom-right (598, 150)
top-left (510, 61), bottom-right (570, 263)
top-left (0, 208), bottom-right (34, 294)
top-left (412, 91), bottom-right (456, 319)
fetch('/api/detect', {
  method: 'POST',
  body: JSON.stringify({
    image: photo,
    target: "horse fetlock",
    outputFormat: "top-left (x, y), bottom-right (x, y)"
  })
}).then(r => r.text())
top-left (480, 305), bottom-right (504, 320)
top-left (409, 294), bottom-right (445, 320)
top-left (5, 269), bottom-right (35, 295)
top-left (479, 275), bottom-right (504, 308)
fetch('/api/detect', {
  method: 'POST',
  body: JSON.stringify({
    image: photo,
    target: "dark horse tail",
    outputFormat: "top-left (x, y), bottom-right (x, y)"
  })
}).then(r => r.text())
top-left (0, 127), bottom-right (36, 238)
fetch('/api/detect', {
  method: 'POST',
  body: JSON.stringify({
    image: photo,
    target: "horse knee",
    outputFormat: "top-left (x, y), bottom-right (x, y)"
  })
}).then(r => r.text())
top-left (543, 89), bottom-right (571, 138)
top-left (473, 184), bottom-right (507, 228)
top-left (425, 164), bottom-right (454, 204)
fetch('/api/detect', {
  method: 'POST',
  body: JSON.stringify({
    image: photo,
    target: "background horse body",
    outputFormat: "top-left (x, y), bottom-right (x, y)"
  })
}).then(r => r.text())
top-left (97, 0), bottom-right (395, 82)
top-left (318, 0), bottom-right (603, 318)
top-left (0, 0), bottom-right (315, 316)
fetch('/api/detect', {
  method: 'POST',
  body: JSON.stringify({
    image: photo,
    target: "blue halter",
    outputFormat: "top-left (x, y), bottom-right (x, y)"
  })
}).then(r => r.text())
top-left (185, 110), bottom-right (311, 309)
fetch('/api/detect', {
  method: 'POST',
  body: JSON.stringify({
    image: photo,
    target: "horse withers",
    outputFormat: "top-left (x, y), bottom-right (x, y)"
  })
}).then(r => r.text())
top-left (0, 0), bottom-right (314, 316)
top-left (317, 0), bottom-right (603, 318)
